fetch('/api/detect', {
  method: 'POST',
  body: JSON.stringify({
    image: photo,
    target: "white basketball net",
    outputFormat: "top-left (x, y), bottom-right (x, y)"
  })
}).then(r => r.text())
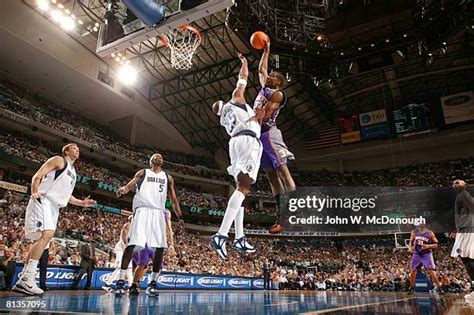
top-left (162, 26), bottom-right (202, 70)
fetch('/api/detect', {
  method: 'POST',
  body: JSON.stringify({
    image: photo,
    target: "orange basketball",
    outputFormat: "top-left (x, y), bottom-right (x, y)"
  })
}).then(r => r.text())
top-left (250, 31), bottom-right (269, 50)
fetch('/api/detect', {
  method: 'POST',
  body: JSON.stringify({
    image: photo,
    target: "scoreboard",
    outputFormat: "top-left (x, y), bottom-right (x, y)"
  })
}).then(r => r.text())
top-left (393, 103), bottom-right (432, 135)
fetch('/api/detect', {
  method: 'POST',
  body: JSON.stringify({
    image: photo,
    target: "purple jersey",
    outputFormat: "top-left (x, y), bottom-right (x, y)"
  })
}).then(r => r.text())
top-left (253, 87), bottom-right (287, 133)
top-left (414, 230), bottom-right (431, 254)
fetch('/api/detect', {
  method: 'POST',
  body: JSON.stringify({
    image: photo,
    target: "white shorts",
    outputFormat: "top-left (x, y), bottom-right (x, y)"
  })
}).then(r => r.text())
top-left (451, 228), bottom-right (474, 259)
top-left (127, 207), bottom-right (167, 249)
top-left (24, 197), bottom-right (60, 241)
top-left (227, 135), bottom-right (263, 183)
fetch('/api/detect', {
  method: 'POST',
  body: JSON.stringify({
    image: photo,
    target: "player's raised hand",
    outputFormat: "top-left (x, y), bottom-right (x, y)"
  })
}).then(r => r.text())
top-left (263, 37), bottom-right (270, 51)
top-left (82, 196), bottom-right (97, 207)
top-left (237, 52), bottom-right (247, 64)
top-left (116, 186), bottom-right (127, 197)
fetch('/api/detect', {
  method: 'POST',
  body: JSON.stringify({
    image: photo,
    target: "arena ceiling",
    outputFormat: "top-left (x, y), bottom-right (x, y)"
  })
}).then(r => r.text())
top-left (17, 0), bottom-right (474, 154)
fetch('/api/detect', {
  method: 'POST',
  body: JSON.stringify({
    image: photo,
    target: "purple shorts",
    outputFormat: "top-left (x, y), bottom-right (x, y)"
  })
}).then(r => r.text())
top-left (411, 252), bottom-right (436, 270)
top-left (132, 245), bottom-right (155, 268)
top-left (260, 127), bottom-right (294, 170)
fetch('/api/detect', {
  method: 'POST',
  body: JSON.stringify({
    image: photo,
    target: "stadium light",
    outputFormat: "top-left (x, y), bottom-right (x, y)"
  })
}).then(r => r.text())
top-left (60, 16), bottom-right (76, 31)
top-left (37, 0), bottom-right (49, 12)
top-left (50, 9), bottom-right (76, 31)
top-left (117, 63), bottom-right (138, 85)
top-left (50, 9), bottom-right (63, 23)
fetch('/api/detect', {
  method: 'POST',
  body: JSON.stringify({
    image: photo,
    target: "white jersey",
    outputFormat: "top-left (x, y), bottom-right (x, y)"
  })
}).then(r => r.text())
top-left (220, 101), bottom-right (261, 138)
top-left (38, 157), bottom-right (76, 207)
top-left (132, 169), bottom-right (168, 211)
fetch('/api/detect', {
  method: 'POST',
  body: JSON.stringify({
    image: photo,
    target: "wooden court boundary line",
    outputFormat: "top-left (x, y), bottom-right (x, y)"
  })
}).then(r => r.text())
top-left (299, 296), bottom-right (417, 314)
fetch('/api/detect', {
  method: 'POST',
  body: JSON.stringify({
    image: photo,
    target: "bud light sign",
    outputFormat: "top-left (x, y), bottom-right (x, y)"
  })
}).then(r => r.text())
top-left (196, 277), bottom-right (225, 288)
top-left (252, 279), bottom-right (264, 289)
top-left (12, 265), bottom-right (86, 289)
top-left (158, 274), bottom-right (194, 289)
top-left (12, 264), bottom-right (263, 290)
top-left (227, 278), bottom-right (252, 288)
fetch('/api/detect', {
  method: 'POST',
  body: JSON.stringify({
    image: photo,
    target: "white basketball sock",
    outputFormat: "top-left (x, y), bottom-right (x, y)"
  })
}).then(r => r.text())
top-left (234, 207), bottom-right (245, 240)
top-left (119, 269), bottom-right (127, 280)
top-left (218, 190), bottom-right (245, 237)
top-left (25, 259), bottom-right (38, 275)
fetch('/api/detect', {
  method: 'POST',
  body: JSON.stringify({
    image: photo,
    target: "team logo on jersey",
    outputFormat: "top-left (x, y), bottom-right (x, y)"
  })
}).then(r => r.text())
top-left (246, 164), bottom-right (253, 172)
top-left (67, 170), bottom-right (75, 180)
top-left (36, 221), bottom-right (42, 227)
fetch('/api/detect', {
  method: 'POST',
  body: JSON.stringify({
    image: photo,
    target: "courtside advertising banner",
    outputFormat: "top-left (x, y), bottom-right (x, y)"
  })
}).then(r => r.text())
top-left (12, 266), bottom-right (263, 290)
top-left (11, 265), bottom-right (87, 289)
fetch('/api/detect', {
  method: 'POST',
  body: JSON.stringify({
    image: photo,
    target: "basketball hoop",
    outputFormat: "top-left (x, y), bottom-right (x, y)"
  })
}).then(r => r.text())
top-left (161, 25), bottom-right (202, 70)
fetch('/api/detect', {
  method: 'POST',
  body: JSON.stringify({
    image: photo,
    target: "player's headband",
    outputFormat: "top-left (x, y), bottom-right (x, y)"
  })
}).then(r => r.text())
top-left (149, 154), bottom-right (159, 166)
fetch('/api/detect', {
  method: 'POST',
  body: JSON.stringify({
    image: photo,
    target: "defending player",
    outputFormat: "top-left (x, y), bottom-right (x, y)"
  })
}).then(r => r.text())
top-left (13, 143), bottom-right (96, 295)
top-left (255, 40), bottom-right (296, 234)
top-left (209, 53), bottom-right (264, 260)
top-left (113, 153), bottom-right (183, 297)
top-left (407, 224), bottom-right (442, 293)
top-left (451, 179), bottom-right (474, 303)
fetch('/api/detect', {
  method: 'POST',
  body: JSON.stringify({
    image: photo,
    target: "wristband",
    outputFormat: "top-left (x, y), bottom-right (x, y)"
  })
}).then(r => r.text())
top-left (237, 79), bottom-right (247, 87)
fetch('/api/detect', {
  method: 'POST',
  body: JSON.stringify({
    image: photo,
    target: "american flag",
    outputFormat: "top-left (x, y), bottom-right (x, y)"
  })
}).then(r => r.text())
top-left (305, 127), bottom-right (340, 151)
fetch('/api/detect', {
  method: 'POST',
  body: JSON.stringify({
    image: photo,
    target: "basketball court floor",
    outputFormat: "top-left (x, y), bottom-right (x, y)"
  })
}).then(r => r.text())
top-left (0, 290), bottom-right (471, 314)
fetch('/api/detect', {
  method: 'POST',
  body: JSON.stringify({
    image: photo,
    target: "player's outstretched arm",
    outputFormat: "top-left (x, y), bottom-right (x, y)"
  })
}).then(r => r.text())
top-left (116, 169), bottom-right (145, 197)
top-left (30, 156), bottom-right (65, 199)
top-left (168, 175), bottom-right (184, 230)
top-left (258, 40), bottom-right (270, 87)
top-left (231, 53), bottom-right (249, 105)
top-left (69, 195), bottom-right (97, 207)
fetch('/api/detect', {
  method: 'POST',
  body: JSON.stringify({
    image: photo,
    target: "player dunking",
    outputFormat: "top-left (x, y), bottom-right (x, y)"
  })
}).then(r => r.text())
top-left (209, 53), bottom-right (265, 260)
top-left (113, 153), bottom-right (183, 297)
top-left (451, 179), bottom-right (474, 304)
top-left (13, 143), bottom-right (96, 295)
top-left (407, 225), bottom-right (441, 293)
top-left (254, 40), bottom-right (296, 234)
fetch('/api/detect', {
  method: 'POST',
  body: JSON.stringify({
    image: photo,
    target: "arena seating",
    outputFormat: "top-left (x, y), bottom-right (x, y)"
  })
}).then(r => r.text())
top-left (0, 190), bottom-right (470, 292)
